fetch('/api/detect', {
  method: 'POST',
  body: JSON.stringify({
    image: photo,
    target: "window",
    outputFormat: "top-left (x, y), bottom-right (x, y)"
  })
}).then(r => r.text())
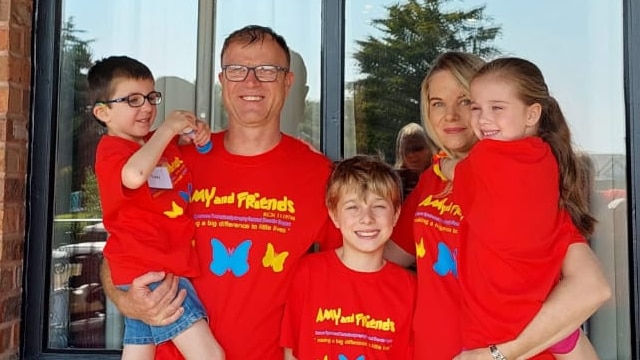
top-left (344, 1), bottom-right (629, 358)
top-left (24, 0), bottom-right (637, 358)
top-left (49, 0), bottom-right (200, 350)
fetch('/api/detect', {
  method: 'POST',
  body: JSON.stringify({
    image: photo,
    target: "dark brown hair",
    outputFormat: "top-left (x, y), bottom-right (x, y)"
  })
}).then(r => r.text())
top-left (221, 25), bottom-right (291, 67)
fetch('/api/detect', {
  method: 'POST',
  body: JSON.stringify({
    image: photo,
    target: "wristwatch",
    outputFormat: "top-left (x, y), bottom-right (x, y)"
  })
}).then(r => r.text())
top-left (489, 345), bottom-right (508, 360)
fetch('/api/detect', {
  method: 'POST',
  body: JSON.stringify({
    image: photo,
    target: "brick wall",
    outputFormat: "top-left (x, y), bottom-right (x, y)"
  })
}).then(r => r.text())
top-left (0, 0), bottom-right (31, 358)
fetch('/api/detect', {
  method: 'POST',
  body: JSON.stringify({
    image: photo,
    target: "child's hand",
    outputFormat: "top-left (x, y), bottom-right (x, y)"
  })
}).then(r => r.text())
top-left (189, 120), bottom-right (211, 148)
top-left (162, 110), bottom-right (197, 135)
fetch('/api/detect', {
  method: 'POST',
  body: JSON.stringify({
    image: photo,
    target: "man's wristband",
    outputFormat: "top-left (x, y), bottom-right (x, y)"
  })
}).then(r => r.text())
top-left (489, 345), bottom-right (508, 360)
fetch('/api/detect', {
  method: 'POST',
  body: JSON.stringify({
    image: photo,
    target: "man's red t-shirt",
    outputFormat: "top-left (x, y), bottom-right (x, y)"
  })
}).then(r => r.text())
top-left (155, 132), bottom-right (341, 360)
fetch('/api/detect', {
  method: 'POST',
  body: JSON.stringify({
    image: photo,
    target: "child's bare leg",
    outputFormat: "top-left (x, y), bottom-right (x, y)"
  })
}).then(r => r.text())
top-left (173, 319), bottom-right (225, 360)
top-left (121, 344), bottom-right (155, 360)
top-left (553, 329), bottom-right (599, 360)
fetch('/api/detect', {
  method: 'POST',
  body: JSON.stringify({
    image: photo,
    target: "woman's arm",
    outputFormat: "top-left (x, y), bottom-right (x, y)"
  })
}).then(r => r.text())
top-left (454, 242), bottom-right (611, 360)
top-left (384, 240), bottom-right (416, 267)
top-left (284, 348), bottom-right (297, 360)
top-left (100, 259), bottom-right (187, 325)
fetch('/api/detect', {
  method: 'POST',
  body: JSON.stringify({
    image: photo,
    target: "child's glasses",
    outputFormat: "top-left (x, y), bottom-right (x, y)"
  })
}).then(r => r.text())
top-left (98, 91), bottom-right (162, 108)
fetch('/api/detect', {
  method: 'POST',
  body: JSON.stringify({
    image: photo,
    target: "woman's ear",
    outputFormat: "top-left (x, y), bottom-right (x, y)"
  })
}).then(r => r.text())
top-left (92, 103), bottom-right (110, 124)
top-left (526, 103), bottom-right (542, 127)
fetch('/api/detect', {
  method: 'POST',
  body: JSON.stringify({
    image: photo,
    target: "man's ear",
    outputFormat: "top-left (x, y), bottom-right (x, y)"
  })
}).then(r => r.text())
top-left (92, 103), bottom-right (110, 124)
top-left (526, 103), bottom-right (542, 127)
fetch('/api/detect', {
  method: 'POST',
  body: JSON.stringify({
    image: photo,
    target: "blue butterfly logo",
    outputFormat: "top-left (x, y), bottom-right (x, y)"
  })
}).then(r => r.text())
top-left (338, 355), bottom-right (364, 360)
top-left (433, 241), bottom-right (457, 277)
top-left (179, 183), bottom-right (193, 203)
top-left (209, 238), bottom-right (251, 277)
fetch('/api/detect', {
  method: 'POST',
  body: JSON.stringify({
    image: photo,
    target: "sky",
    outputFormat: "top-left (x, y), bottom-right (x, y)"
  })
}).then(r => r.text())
top-left (66, 0), bottom-right (624, 154)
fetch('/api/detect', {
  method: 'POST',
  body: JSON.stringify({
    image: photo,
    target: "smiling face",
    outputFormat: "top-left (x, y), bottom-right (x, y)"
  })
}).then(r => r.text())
top-left (219, 36), bottom-right (293, 130)
top-left (426, 70), bottom-right (478, 157)
top-left (470, 74), bottom-right (541, 141)
top-left (329, 189), bottom-right (400, 256)
top-left (92, 77), bottom-right (157, 143)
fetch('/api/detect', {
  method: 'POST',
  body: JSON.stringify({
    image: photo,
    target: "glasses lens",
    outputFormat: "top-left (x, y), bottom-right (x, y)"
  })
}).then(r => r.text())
top-left (225, 65), bottom-right (248, 81)
top-left (148, 92), bottom-right (162, 105)
top-left (128, 94), bottom-right (145, 107)
top-left (255, 66), bottom-right (278, 82)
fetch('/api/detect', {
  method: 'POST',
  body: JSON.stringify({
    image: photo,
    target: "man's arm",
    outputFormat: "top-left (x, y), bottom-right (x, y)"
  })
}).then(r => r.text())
top-left (100, 259), bottom-right (187, 326)
top-left (454, 242), bottom-right (611, 360)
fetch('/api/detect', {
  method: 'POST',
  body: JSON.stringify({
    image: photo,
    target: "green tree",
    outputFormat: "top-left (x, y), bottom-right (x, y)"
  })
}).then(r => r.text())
top-left (352, 0), bottom-right (500, 161)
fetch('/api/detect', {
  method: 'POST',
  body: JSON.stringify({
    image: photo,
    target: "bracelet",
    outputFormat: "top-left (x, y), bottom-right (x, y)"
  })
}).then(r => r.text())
top-left (489, 345), bottom-right (508, 360)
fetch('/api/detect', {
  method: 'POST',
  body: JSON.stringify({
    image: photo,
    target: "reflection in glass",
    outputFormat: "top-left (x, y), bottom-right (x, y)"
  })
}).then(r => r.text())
top-left (212, 0), bottom-right (320, 148)
top-left (345, 1), bottom-right (628, 359)
top-left (50, 0), bottom-right (198, 350)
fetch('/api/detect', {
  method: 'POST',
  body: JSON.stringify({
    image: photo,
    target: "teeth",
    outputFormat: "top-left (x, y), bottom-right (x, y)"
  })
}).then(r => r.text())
top-left (483, 130), bottom-right (499, 137)
top-left (242, 96), bottom-right (262, 101)
top-left (356, 230), bottom-right (379, 237)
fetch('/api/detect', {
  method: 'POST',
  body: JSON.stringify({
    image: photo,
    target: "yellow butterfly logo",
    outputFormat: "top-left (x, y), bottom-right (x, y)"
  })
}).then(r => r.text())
top-left (163, 201), bottom-right (184, 218)
top-left (416, 237), bottom-right (426, 258)
top-left (262, 242), bottom-right (289, 273)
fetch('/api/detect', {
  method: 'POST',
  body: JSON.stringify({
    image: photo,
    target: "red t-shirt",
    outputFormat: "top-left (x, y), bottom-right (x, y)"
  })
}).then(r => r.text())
top-left (391, 154), bottom-right (463, 359)
top-left (155, 132), bottom-right (341, 360)
top-left (454, 138), bottom-right (573, 359)
top-left (96, 135), bottom-right (199, 285)
top-left (280, 250), bottom-right (416, 360)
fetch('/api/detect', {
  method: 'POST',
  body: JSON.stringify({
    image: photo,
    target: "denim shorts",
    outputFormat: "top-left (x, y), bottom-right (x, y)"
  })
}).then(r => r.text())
top-left (118, 276), bottom-right (207, 345)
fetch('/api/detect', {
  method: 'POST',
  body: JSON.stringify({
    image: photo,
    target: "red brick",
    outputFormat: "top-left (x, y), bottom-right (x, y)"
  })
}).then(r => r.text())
top-left (0, 29), bottom-right (7, 50)
top-left (0, 1), bottom-right (9, 23)
top-left (7, 27), bottom-right (20, 56)
top-left (0, 295), bottom-right (20, 321)
top-left (0, 267), bottom-right (13, 291)
top-left (0, 86), bottom-right (8, 114)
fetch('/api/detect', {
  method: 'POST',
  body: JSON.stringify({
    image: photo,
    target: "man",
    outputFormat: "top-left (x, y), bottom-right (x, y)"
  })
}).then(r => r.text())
top-left (101, 25), bottom-right (341, 360)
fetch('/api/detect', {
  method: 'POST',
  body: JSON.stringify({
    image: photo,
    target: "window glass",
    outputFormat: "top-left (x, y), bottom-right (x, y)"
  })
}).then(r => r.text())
top-left (50, 0), bottom-right (198, 350)
top-left (345, 1), bottom-right (628, 359)
top-left (212, 0), bottom-right (322, 148)
top-left (48, 0), bottom-right (322, 351)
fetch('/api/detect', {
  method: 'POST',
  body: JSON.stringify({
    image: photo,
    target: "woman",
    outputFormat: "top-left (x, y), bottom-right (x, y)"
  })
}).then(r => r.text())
top-left (384, 52), bottom-right (610, 360)
top-left (394, 122), bottom-right (433, 200)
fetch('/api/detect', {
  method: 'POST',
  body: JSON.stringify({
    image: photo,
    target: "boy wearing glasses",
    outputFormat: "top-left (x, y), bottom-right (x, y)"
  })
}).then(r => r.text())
top-left (89, 56), bottom-right (224, 360)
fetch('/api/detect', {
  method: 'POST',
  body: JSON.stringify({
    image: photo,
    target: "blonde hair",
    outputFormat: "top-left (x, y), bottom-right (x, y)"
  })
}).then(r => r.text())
top-left (419, 52), bottom-right (485, 159)
top-left (326, 155), bottom-right (402, 213)
top-left (394, 122), bottom-right (432, 168)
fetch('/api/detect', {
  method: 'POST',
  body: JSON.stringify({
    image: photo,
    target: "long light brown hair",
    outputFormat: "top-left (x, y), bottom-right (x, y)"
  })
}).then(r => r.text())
top-left (474, 57), bottom-right (596, 236)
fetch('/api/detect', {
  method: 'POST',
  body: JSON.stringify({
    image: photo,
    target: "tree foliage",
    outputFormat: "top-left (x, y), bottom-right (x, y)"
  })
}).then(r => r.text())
top-left (352, 0), bottom-right (500, 161)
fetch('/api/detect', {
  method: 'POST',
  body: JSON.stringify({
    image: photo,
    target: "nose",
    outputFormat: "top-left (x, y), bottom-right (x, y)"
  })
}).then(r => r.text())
top-left (359, 208), bottom-right (374, 224)
top-left (243, 69), bottom-right (261, 86)
top-left (444, 104), bottom-right (459, 122)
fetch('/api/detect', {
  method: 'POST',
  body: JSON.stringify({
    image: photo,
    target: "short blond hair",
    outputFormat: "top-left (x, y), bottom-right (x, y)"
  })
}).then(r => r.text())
top-left (326, 155), bottom-right (402, 213)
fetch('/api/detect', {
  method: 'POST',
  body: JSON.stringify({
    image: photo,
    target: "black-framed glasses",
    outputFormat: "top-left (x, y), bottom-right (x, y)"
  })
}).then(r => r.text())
top-left (97, 91), bottom-right (162, 108)
top-left (222, 65), bottom-right (289, 82)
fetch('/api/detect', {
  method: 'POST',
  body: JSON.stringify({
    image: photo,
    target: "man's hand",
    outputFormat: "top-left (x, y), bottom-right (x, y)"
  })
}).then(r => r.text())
top-left (124, 272), bottom-right (187, 326)
top-left (101, 260), bottom-right (187, 326)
